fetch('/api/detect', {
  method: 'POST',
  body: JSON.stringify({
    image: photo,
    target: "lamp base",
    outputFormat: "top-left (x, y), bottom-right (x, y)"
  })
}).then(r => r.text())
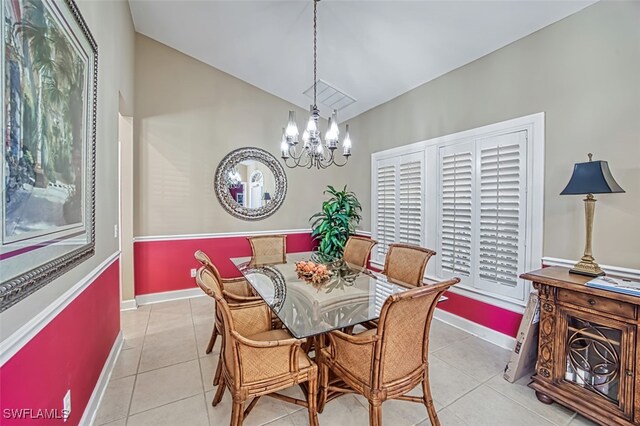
top-left (569, 259), bottom-right (605, 277)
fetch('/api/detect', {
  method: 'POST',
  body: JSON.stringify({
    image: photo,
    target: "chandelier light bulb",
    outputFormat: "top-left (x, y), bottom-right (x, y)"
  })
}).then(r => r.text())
top-left (343, 124), bottom-right (352, 156)
top-left (281, 128), bottom-right (290, 158)
top-left (306, 116), bottom-right (317, 133)
top-left (330, 110), bottom-right (340, 138)
top-left (285, 111), bottom-right (299, 143)
top-left (302, 130), bottom-right (310, 147)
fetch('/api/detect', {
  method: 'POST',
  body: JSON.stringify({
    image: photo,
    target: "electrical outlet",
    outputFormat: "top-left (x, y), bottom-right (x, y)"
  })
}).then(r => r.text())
top-left (63, 389), bottom-right (71, 422)
top-left (113, 224), bottom-right (118, 238)
top-left (190, 268), bottom-right (197, 278)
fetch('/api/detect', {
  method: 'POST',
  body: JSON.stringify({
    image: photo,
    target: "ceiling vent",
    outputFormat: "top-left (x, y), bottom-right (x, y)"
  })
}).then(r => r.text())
top-left (303, 79), bottom-right (356, 111)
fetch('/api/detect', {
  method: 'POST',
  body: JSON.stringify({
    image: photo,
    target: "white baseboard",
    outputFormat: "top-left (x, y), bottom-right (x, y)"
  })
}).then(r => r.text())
top-left (542, 257), bottom-right (640, 280)
top-left (135, 288), bottom-right (204, 306)
top-left (433, 309), bottom-right (516, 351)
top-left (120, 299), bottom-right (137, 311)
top-left (80, 331), bottom-right (123, 426)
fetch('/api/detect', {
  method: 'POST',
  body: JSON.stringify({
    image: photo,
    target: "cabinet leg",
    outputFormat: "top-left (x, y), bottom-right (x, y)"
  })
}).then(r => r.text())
top-left (535, 391), bottom-right (554, 405)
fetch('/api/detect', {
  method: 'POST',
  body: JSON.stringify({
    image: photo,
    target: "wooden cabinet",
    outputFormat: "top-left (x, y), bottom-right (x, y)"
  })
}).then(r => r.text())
top-left (521, 267), bottom-right (640, 426)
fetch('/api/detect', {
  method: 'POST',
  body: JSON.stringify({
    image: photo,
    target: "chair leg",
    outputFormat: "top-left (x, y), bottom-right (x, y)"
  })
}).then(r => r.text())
top-left (213, 351), bottom-right (223, 386)
top-left (307, 378), bottom-right (319, 426)
top-left (422, 374), bottom-right (440, 426)
top-left (212, 381), bottom-right (225, 407)
top-left (231, 399), bottom-right (244, 426)
top-left (317, 362), bottom-right (329, 413)
top-left (368, 401), bottom-right (382, 426)
top-left (206, 325), bottom-right (218, 354)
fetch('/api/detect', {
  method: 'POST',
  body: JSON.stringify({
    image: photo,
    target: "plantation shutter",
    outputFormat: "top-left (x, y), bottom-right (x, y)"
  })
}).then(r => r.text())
top-left (372, 151), bottom-right (424, 265)
top-left (475, 131), bottom-right (527, 300)
top-left (438, 143), bottom-right (474, 282)
top-left (398, 153), bottom-right (424, 246)
top-left (374, 159), bottom-right (397, 263)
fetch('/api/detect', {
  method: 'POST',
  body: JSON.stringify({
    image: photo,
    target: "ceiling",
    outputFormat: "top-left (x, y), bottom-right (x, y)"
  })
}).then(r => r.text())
top-left (129, 0), bottom-right (597, 121)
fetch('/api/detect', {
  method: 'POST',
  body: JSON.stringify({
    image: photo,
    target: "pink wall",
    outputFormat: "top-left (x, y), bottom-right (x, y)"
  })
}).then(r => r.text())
top-left (133, 232), bottom-right (316, 295)
top-left (438, 291), bottom-right (522, 337)
top-left (0, 260), bottom-right (120, 426)
top-left (134, 233), bottom-right (522, 337)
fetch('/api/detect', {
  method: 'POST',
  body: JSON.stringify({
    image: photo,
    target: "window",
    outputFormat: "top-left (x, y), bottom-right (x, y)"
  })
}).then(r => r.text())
top-left (371, 114), bottom-right (543, 309)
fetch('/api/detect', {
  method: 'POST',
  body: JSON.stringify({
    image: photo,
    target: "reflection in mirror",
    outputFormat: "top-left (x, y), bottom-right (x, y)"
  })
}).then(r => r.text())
top-left (226, 161), bottom-right (277, 209)
top-left (214, 147), bottom-right (287, 221)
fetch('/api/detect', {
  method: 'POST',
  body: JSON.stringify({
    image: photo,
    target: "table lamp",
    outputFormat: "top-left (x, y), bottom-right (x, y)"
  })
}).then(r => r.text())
top-left (263, 192), bottom-right (272, 203)
top-left (560, 153), bottom-right (625, 276)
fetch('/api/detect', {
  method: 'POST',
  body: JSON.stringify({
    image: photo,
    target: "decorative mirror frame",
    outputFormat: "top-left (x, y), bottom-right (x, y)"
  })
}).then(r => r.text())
top-left (214, 147), bottom-right (287, 220)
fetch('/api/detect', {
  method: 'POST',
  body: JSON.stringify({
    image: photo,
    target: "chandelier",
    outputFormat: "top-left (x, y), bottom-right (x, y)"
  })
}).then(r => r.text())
top-left (280, 0), bottom-right (352, 169)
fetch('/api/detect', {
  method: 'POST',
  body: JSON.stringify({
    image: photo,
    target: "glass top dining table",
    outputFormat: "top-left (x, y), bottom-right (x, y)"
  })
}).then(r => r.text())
top-left (231, 252), bottom-right (415, 339)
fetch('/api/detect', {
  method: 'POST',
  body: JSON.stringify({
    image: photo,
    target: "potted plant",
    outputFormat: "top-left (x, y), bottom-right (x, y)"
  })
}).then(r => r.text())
top-left (310, 185), bottom-right (362, 260)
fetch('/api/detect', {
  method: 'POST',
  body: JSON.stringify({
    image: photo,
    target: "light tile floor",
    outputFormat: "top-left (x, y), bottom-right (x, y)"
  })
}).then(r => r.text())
top-left (95, 297), bottom-right (599, 426)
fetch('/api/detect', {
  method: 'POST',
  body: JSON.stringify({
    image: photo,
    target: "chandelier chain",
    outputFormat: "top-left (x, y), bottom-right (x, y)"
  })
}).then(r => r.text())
top-left (313, 0), bottom-right (317, 107)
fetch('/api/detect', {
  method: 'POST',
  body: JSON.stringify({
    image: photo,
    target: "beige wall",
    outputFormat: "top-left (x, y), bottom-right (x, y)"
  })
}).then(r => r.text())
top-left (134, 35), bottom-right (355, 237)
top-left (1, 0), bottom-right (136, 339)
top-left (345, 1), bottom-right (640, 269)
top-left (120, 112), bottom-right (135, 302)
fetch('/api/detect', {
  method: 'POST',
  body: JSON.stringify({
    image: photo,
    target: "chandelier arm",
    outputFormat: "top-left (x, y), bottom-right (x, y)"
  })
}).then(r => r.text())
top-left (295, 154), bottom-right (312, 168)
top-left (332, 156), bottom-right (350, 167)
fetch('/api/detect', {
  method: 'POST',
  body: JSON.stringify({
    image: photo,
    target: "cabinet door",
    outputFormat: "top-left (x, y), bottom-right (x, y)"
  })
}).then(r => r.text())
top-left (556, 305), bottom-right (635, 419)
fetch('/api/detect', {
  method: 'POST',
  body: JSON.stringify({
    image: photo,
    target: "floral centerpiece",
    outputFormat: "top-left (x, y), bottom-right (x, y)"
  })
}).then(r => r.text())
top-left (295, 261), bottom-right (331, 284)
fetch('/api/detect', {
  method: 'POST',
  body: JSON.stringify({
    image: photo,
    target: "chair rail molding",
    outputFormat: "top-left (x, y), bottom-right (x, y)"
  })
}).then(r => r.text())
top-left (134, 228), bottom-right (312, 242)
top-left (0, 251), bottom-right (121, 365)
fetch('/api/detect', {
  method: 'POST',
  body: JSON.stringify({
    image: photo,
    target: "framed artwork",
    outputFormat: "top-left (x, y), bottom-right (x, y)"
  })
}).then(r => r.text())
top-left (1, 0), bottom-right (97, 311)
top-left (236, 193), bottom-right (244, 205)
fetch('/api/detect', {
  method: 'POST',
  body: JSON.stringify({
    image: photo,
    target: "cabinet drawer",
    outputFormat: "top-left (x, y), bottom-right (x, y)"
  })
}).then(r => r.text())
top-left (557, 289), bottom-right (636, 319)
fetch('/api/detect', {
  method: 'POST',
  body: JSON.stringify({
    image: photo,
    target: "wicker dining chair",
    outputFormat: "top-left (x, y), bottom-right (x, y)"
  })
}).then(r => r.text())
top-left (317, 277), bottom-right (460, 426)
top-left (383, 243), bottom-right (436, 287)
top-left (194, 250), bottom-right (261, 354)
top-left (196, 267), bottom-right (319, 426)
top-left (247, 235), bottom-right (287, 263)
top-left (342, 236), bottom-right (378, 268)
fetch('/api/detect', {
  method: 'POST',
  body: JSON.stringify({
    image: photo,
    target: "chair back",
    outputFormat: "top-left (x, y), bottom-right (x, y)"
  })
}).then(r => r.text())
top-left (196, 267), bottom-right (240, 385)
top-left (374, 278), bottom-right (459, 386)
top-left (248, 235), bottom-right (287, 263)
top-left (342, 236), bottom-right (377, 268)
top-left (383, 244), bottom-right (435, 287)
top-left (195, 249), bottom-right (225, 284)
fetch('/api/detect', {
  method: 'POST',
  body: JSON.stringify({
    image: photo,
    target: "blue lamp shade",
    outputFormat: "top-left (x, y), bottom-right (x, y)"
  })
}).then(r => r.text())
top-left (263, 192), bottom-right (272, 201)
top-left (560, 160), bottom-right (625, 195)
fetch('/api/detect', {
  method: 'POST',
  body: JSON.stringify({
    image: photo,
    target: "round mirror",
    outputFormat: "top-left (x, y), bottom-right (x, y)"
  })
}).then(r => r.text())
top-left (214, 147), bottom-right (287, 220)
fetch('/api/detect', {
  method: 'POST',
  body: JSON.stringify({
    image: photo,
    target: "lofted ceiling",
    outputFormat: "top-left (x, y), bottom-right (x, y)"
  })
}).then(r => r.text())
top-left (129, 0), bottom-right (597, 121)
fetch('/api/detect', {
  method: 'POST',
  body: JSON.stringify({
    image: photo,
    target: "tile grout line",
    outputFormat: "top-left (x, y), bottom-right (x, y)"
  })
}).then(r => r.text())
top-left (123, 303), bottom-right (204, 421)
top-left (484, 375), bottom-right (578, 426)
top-left (123, 304), bottom-right (152, 425)
top-left (190, 297), bottom-right (214, 426)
